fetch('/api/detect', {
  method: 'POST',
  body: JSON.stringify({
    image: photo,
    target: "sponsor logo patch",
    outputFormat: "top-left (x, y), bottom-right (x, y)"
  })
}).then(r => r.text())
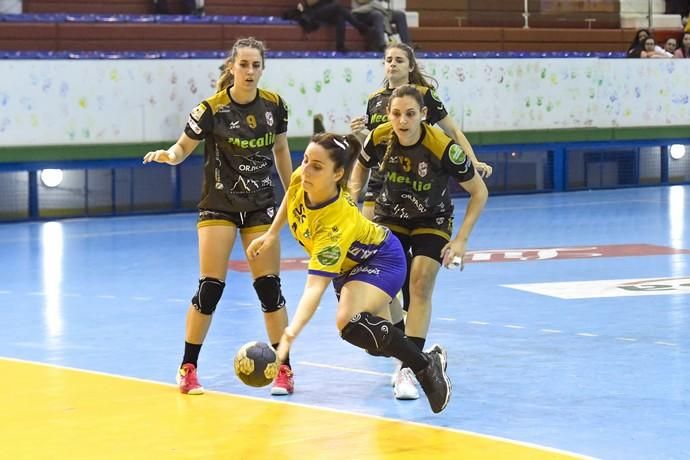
top-left (187, 116), bottom-right (202, 135)
top-left (317, 246), bottom-right (341, 266)
top-left (448, 144), bottom-right (467, 166)
top-left (190, 103), bottom-right (206, 121)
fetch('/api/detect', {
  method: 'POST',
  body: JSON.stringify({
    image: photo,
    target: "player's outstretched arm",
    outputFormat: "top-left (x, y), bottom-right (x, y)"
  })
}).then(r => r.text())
top-left (142, 133), bottom-right (199, 166)
top-left (276, 274), bottom-right (331, 361)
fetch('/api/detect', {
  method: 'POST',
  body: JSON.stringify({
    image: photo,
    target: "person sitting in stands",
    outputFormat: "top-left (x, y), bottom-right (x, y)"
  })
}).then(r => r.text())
top-left (640, 37), bottom-right (672, 58)
top-left (674, 32), bottom-right (690, 57)
top-left (154, 0), bottom-right (203, 15)
top-left (664, 37), bottom-right (678, 55)
top-left (289, 0), bottom-right (369, 53)
top-left (352, 0), bottom-right (411, 51)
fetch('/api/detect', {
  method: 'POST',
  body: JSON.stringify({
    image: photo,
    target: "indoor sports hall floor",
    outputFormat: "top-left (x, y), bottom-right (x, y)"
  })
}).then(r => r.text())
top-left (2, 185), bottom-right (688, 459)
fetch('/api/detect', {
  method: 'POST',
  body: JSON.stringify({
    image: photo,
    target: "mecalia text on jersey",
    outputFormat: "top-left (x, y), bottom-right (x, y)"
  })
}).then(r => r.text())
top-left (369, 113), bottom-right (388, 124)
top-left (386, 171), bottom-right (432, 191)
top-left (227, 132), bottom-right (275, 149)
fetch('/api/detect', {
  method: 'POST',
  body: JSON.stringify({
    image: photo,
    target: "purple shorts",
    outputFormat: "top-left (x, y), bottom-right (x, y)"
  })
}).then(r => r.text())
top-left (332, 232), bottom-right (406, 299)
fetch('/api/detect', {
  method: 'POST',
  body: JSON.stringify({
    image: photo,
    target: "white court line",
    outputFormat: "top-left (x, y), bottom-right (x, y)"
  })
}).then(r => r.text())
top-left (0, 290), bottom-right (10, 294)
top-left (461, 321), bottom-right (682, 350)
top-left (131, 296), bottom-right (153, 301)
top-left (97, 295), bottom-right (116, 299)
top-left (298, 361), bottom-right (390, 377)
top-left (484, 198), bottom-right (659, 212)
top-left (437, 317), bottom-right (457, 321)
top-left (0, 226), bottom-right (192, 244)
top-left (166, 298), bottom-right (187, 303)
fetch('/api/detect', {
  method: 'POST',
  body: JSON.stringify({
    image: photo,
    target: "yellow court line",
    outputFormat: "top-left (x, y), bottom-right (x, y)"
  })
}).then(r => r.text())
top-left (0, 358), bottom-right (590, 460)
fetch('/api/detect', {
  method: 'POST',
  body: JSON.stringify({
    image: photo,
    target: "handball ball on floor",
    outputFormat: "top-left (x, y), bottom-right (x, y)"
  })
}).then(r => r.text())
top-left (234, 341), bottom-right (280, 387)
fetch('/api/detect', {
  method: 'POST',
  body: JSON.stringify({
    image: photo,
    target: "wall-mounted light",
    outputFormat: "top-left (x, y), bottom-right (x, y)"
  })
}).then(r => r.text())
top-left (669, 144), bottom-right (686, 160)
top-left (40, 169), bottom-right (64, 187)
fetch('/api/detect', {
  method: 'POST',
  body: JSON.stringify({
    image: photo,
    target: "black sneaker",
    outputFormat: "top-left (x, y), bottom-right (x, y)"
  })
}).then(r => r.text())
top-left (427, 344), bottom-right (447, 370)
top-left (415, 345), bottom-right (451, 413)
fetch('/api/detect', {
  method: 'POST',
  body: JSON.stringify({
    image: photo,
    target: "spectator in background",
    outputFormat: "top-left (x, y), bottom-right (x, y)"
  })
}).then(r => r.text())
top-left (674, 32), bottom-right (690, 57)
top-left (664, 37), bottom-right (678, 55)
top-left (352, 0), bottom-right (411, 51)
top-left (626, 28), bottom-right (650, 58)
top-left (641, 37), bottom-right (672, 58)
top-left (287, 0), bottom-right (369, 53)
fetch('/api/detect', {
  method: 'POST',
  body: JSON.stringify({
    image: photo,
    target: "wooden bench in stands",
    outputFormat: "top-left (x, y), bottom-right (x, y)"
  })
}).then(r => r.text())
top-left (0, 20), bottom-right (635, 53)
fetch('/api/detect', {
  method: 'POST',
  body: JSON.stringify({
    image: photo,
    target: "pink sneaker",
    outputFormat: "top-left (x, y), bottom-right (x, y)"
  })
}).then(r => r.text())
top-left (176, 363), bottom-right (204, 395)
top-left (271, 364), bottom-right (294, 396)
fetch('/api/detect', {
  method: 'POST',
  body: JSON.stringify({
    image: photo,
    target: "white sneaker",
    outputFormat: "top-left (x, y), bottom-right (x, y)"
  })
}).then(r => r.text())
top-left (390, 360), bottom-right (402, 387)
top-left (393, 367), bottom-right (420, 400)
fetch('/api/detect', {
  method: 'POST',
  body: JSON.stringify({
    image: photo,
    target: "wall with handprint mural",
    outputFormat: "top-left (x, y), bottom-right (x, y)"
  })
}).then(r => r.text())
top-left (2, 58), bottom-right (689, 147)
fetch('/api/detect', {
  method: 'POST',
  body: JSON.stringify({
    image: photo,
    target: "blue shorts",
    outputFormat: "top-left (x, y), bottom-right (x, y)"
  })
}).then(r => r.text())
top-left (332, 232), bottom-right (406, 299)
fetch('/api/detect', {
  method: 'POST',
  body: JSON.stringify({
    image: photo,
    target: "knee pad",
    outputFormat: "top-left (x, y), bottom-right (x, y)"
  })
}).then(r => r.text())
top-left (340, 312), bottom-right (394, 353)
top-left (192, 277), bottom-right (225, 315)
top-left (253, 275), bottom-right (286, 313)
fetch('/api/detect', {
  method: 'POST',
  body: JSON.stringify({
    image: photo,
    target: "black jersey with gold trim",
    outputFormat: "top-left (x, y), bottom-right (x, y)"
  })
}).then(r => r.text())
top-left (360, 122), bottom-right (475, 220)
top-left (364, 84), bottom-right (448, 131)
top-left (184, 87), bottom-right (288, 213)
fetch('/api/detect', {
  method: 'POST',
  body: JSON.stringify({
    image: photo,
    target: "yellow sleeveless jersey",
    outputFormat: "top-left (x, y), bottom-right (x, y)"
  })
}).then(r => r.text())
top-left (286, 167), bottom-right (390, 277)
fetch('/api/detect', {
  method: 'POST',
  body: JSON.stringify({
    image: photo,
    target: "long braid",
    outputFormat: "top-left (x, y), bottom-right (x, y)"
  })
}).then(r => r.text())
top-left (378, 130), bottom-right (398, 173)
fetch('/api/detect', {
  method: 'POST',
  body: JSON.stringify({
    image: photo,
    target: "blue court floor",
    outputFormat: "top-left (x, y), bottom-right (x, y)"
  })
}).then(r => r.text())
top-left (2, 185), bottom-right (689, 459)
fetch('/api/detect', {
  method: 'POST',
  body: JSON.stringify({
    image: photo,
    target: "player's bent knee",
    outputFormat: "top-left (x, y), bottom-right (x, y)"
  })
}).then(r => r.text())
top-left (192, 277), bottom-right (225, 315)
top-left (253, 274), bottom-right (286, 313)
top-left (340, 312), bottom-right (393, 353)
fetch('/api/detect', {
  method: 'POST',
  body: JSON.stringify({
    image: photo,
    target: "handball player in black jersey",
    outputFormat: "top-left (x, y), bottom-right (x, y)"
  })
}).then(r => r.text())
top-left (350, 85), bottom-right (488, 400)
top-left (143, 37), bottom-right (296, 396)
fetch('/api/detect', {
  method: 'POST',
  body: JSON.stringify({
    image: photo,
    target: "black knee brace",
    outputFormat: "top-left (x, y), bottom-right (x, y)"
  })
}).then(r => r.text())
top-left (340, 312), bottom-right (395, 354)
top-left (192, 277), bottom-right (225, 315)
top-left (253, 275), bottom-right (286, 313)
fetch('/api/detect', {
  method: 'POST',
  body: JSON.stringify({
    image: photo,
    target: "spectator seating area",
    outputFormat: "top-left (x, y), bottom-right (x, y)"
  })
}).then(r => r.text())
top-left (0, 0), bottom-right (681, 53)
top-left (410, 0), bottom-right (621, 28)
